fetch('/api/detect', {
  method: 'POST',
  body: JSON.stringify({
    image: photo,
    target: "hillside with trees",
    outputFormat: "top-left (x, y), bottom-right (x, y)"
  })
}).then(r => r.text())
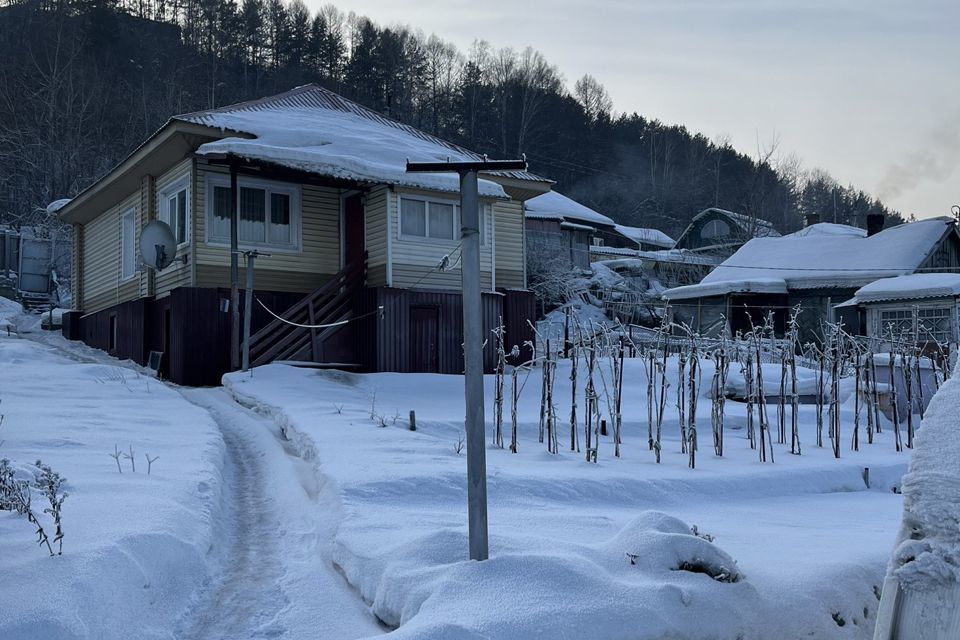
top-left (0, 0), bottom-right (902, 234)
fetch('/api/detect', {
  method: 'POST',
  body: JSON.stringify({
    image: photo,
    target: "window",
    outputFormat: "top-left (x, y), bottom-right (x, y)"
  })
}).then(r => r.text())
top-left (205, 175), bottom-right (300, 251)
top-left (160, 177), bottom-right (190, 246)
top-left (108, 314), bottom-right (117, 352)
top-left (399, 196), bottom-right (489, 244)
top-left (878, 307), bottom-right (953, 343)
top-left (121, 209), bottom-right (135, 280)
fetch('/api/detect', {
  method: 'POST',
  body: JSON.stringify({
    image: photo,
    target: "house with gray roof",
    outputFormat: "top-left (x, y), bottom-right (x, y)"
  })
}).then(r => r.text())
top-left (56, 84), bottom-right (551, 384)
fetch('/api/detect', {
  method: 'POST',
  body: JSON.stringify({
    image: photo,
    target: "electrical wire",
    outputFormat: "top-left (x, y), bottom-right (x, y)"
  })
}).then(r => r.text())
top-left (253, 240), bottom-right (465, 329)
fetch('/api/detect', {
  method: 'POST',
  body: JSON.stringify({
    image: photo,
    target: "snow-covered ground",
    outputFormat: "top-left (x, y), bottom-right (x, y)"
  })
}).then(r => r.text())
top-left (0, 301), bottom-right (225, 639)
top-left (224, 356), bottom-right (910, 639)
top-left (0, 291), bottom-right (916, 639)
top-left (0, 302), bottom-right (382, 640)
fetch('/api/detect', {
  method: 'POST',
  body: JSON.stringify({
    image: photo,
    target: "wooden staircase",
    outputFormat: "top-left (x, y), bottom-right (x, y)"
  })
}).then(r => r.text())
top-left (248, 252), bottom-right (367, 367)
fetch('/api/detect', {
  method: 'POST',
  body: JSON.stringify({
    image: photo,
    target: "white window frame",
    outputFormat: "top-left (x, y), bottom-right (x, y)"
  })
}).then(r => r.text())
top-left (204, 174), bottom-right (302, 253)
top-left (875, 304), bottom-right (954, 344)
top-left (121, 208), bottom-right (136, 281)
top-left (397, 194), bottom-right (490, 246)
top-left (159, 175), bottom-right (191, 248)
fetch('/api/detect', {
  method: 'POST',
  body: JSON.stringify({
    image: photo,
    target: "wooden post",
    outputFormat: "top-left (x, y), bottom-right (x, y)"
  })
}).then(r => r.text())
top-left (409, 410), bottom-right (417, 431)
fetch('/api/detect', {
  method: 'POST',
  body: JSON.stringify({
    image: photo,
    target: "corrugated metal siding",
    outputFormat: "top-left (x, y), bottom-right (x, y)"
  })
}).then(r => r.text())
top-left (389, 189), bottom-right (495, 291)
top-left (359, 287), bottom-right (501, 374)
top-left (495, 200), bottom-right (525, 289)
top-left (193, 161), bottom-right (341, 291)
top-left (502, 289), bottom-right (535, 364)
top-left (364, 186), bottom-right (389, 286)
top-left (154, 158), bottom-right (193, 296)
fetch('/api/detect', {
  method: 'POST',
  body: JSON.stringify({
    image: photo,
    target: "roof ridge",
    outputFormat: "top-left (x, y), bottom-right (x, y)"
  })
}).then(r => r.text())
top-left (174, 84), bottom-right (549, 182)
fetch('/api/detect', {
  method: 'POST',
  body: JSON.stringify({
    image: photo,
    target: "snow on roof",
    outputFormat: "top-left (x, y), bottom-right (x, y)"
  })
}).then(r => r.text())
top-left (176, 85), bottom-right (547, 199)
top-left (663, 217), bottom-right (955, 300)
top-left (46, 199), bottom-right (71, 216)
top-left (524, 190), bottom-right (615, 227)
top-left (855, 273), bottom-right (960, 303)
top-left (787, 222), bottom-right (866, 238)
top-left (704, 208), bottom-right (777, 232)
top-left (662, 277), bottom-right (788, 301)
top-left (614, 224), bottom-right (674, 248)
top-left (638, 249), bottom-right (721, 266)
top-left (560, 221), bottom-right (596, 232)
top-left (590, 245), bottom-right (639, 257)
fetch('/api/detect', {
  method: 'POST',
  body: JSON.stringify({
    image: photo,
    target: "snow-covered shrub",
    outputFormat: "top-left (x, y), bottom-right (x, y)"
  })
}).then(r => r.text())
top-left (0, 457), bottom-right (67, 556)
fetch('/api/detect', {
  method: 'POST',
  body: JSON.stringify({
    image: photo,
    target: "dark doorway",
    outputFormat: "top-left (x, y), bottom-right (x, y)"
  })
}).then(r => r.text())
top-left (344, 193), bottom-right (365, 267)
top-left (409, 305), bottom-right (440, 373)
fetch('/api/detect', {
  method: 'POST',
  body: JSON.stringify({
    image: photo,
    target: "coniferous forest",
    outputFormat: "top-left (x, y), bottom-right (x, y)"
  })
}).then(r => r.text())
top-left (0, 0), bottom-right (902, 233)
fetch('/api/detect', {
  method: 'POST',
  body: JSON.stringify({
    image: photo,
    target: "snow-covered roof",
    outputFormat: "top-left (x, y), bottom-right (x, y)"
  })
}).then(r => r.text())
top-left (663, 217), bottom-right (956, 300)
top-left (176, 85), bottom-right (548, 199)
top-left (662, 277), bottom-right (788, 301)
top-left (46, 199), bottom-right (71, 216)
top-left (706, 208), bottom-right (778, 233)
top-left (614, 224), bottom-right (674, 248)
top-left (854, 273), bottom-right (960, 303)
top-left (524, 191), bottom-right (615, 227)
top-left (786, 222), bottom-right (866, 238)
top-left (638, 249), bottom-right (722, 266)
top-left (590, 245), bottom-right (640, 257)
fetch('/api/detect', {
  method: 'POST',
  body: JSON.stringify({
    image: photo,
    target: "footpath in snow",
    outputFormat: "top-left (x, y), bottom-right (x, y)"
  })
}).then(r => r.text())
top-left (224, 358), bottom-right (909, 640)
top-left (0, 304), bottom-right (380, 640)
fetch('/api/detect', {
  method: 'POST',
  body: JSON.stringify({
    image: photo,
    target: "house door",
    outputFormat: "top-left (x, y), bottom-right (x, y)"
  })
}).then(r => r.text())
top-left (344, 193), bottom-right (365, 266)
top-left (409, 305), bottom-right (439, 373)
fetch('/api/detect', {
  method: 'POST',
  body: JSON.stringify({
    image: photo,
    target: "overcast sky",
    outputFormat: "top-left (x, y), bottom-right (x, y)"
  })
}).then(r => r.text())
top-left (316, 0), bottom-right (958, 220)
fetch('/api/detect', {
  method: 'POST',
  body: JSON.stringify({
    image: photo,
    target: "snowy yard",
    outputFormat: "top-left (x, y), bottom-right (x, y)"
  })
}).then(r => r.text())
top-left (0, 291), bottom-right (919, 639)
top-left (0, 307), bottom-right (225, 639)
top-left (225, 355), bottom-right (910, 640)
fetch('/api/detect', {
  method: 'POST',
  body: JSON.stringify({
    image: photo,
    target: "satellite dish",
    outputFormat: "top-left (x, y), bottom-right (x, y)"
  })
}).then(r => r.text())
top-left (139, 220), bottom-right (178, 271)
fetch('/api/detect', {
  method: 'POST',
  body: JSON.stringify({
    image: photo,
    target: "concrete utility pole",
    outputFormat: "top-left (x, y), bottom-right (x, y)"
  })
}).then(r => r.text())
top-left (406, 158), bottom-right (527, 562)
top-left (230, 165), bottom-right (241, 371)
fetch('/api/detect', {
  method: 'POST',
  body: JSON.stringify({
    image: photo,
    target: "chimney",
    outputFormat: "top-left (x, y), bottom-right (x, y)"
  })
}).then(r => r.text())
top-left (866, 213), bottom-right (885, 237)
top-left (804, 213), bottom-right (820, 227)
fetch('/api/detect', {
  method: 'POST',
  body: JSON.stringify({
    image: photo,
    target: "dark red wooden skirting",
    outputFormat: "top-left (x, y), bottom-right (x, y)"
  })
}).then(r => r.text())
top-left (64, 284), bottom-right (536, 385)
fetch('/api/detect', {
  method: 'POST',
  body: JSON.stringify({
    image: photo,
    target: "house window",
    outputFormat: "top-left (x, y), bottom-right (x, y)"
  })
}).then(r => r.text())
top-left (206, 175), bottom-right (300, 251)
top-left (108, 314), bottom-right (117, 351)
top-left (399, 196), bottom-right (489, 244)
top-left (160, 177), bottom-right (190, 246)
top-left (878, 307), bottom-right (953, 343)
top-left (121, 209), bottom-right (136, 280)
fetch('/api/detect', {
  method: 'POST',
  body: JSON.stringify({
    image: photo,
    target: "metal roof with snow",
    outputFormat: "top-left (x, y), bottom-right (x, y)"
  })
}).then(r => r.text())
top-left (613, 224), bottom-right (674, 248)
top-left (174, 85), bottom-right (550, 199)
top-left (524, 190), bottom-right (615, 228)
top-left (663, 217), bottom-right (958, 301)
top-left (854, 273), bottom-right (960, 303)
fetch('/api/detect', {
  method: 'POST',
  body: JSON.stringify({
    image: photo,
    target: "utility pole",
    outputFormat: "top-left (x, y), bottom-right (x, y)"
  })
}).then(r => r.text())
top-left (229, 165), bottom-right (241, 371)
top-left (406, 157), bottom-right (527, 561)
top-left (241, 249), bottom-right (269, 372)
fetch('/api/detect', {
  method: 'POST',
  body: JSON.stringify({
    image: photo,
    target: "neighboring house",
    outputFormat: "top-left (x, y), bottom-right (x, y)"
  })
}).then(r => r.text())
top-left (673, 207), bottom-right (780, 256)
top-left (852, 273), bottom-right (960, 350)
top-left (661, 216), bottom-right (960, 342)
top-left (611, 225), bottom-right (674, 252)
top-left (57, 84), bottom-right (550, 385)
top-left (524, 190), bottom-right (615, 270)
